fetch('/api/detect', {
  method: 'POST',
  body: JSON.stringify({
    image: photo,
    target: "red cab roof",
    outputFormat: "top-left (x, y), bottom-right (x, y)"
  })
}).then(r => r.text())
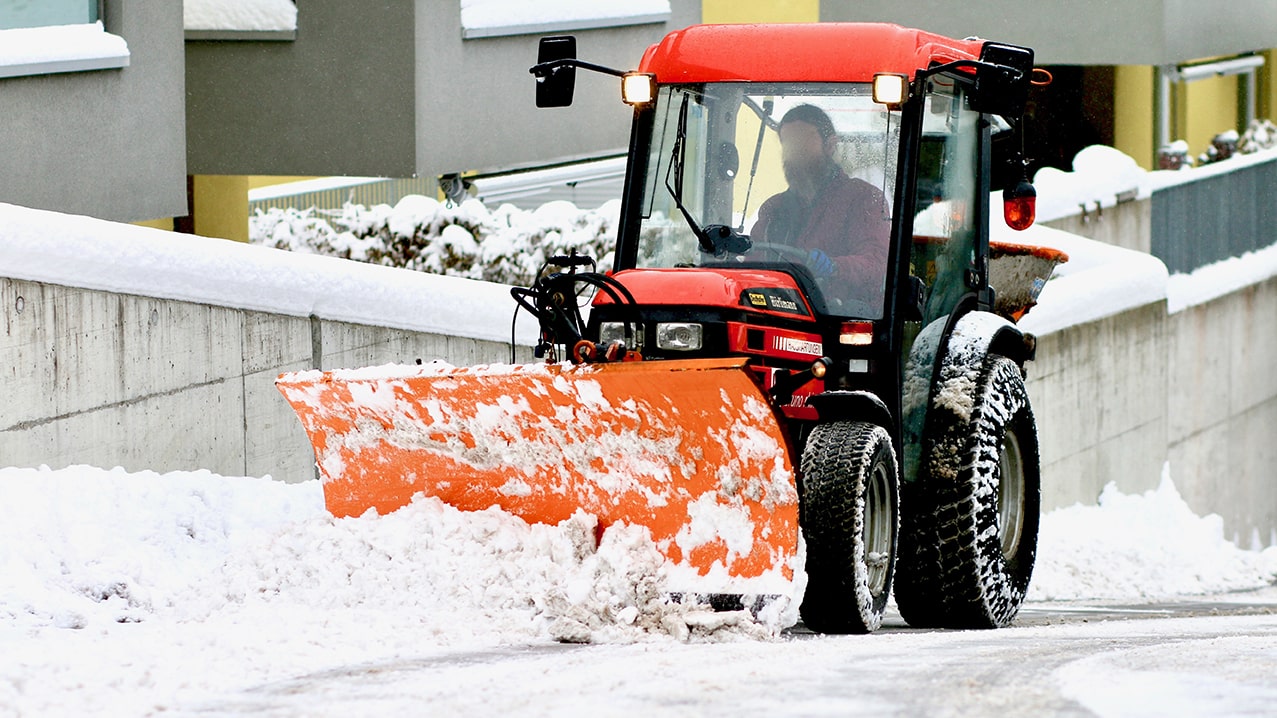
top-left (637, 23), bottom-right (984, 84)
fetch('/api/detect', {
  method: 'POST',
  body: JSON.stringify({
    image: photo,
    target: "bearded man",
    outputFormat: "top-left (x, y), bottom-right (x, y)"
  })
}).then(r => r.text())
top-left (750, 104), bottom-right (891, 310)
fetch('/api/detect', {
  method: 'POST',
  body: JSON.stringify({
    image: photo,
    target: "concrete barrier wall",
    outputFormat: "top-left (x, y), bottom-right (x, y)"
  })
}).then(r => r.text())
top-left (1025, 273), bottom-right (1277, 547)
top-left (1027, 299), bottom-right (1168, 511)
top-left (1167, 275), bottom-right (1277, 547)
top-left (0, 276), bottom-right (530, 483)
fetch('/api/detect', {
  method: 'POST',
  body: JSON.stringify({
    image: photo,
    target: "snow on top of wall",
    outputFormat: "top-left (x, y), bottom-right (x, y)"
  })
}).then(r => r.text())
top-left (0, 203), bottom-right (538, 346)
top-left (1032, 144), bottom-right (1277, 223)
top-left (461, 0), bottom-right (670, 37)
top-left (184, 0), bottom-right (297, 32)
top-left (1166, 239), bottom-right (1277, 313)
top-left (996, 220), bottom-right (1168, 336)
top-left (0, 22), bottom-right (127, 67)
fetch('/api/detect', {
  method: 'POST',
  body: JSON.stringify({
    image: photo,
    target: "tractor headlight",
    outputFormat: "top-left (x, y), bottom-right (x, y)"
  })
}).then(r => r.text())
top-left (599, 322), bottom-right (643, 349)
top-left (656, 322), bottom-right (703, 351)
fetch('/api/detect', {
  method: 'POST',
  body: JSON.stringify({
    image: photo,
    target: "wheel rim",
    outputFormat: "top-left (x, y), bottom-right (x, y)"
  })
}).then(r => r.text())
top-left (862, 459), bottom-right (894, 596)
top-left (997, 428), bottom-right (1026, 561)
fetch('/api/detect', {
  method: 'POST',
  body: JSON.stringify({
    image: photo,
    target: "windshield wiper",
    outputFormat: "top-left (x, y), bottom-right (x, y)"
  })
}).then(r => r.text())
top-left (664, 92), bottom-right (753, 258)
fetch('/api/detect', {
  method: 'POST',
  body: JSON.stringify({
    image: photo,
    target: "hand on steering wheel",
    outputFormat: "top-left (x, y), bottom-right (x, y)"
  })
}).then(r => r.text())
top-left (806, 249), bottom-right (836, 278)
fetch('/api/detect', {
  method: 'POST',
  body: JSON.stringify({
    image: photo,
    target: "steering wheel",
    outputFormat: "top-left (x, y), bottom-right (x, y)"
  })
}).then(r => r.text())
top-left (749, 242), bottom-right (812, 265)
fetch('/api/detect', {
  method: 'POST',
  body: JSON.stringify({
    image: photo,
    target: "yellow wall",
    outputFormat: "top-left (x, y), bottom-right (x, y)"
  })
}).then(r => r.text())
top-left (1180, 74), bottom-right (1239, 160)
top-left (133, 218), bottom-right (174, 231)
top-left (702, 0), bottom-right (817, 23)
top-left (248, 176), bottom-right (317, 190)
top-left (192, 175), bottom-right (250, 242)
top-left (190, 176), bottom-right (318, 243)
top-left (1263, 50), bottom-right (1277, 122)
top-left (1113, 66), bottom-right (1155, 170)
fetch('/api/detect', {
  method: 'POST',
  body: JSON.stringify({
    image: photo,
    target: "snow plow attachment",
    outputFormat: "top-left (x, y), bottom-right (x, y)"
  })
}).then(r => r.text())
top-left (277, 358), bottom-right (800, 594)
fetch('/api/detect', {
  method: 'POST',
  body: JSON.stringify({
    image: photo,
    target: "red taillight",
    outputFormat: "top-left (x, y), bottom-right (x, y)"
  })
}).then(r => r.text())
top-left (839, 321), bottom-right (874, 346)
top-left (1003, 180), bottom-right (1037, 231)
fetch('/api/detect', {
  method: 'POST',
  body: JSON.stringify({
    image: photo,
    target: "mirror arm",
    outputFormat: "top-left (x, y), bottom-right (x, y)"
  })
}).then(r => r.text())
top-left (917, 59), bottom-right (1022, 84)
top-left (530, 58), bottom-right (628, 79)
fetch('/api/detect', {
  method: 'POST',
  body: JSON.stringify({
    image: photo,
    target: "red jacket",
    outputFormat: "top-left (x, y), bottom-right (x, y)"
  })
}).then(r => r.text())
top-left (751, 167), bottom-right (891, 309)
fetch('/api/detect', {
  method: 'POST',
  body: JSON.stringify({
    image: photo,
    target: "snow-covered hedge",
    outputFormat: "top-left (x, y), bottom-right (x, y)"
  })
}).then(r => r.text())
top-left (251, 196), bottom-right (620, 287)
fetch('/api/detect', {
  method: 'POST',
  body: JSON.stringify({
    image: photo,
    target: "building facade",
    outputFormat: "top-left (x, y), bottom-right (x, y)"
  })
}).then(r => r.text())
top-left (0, 0), bottom-right (187, 224)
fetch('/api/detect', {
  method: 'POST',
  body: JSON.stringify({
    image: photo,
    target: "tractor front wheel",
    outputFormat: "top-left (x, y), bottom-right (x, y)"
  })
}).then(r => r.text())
top-left (799, 421), bottom-right (899, 634)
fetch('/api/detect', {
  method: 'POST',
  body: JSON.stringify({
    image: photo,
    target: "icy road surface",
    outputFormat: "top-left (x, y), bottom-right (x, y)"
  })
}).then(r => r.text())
top-left (1, 465), bottom-right (1274, 716)
top-left (190, 605), bottom-right (1277, 717)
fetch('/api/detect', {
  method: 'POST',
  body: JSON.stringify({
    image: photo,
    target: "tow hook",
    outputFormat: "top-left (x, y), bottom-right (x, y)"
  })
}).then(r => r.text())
top-left (571, 340), bottom-right (643, 364)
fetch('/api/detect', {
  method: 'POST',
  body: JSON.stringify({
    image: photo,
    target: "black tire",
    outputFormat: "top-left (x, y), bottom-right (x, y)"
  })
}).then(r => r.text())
top-left (799, 421), bottom-right (899, 634)
top-left (896, 355), bottom-right (1041, 629)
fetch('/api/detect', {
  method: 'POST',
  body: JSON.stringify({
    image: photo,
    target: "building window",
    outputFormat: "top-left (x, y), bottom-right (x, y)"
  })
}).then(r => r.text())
top-left (0, 0), bottom-right (99, 30)
top-left (185, 0), bottom-right (297, 42)
top-left (460, 0), bottom-right (671, 40)
top-left (0, 1), bottom-right (129, 79)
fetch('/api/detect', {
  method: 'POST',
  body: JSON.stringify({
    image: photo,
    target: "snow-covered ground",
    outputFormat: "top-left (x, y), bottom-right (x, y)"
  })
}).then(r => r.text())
top-left (1, 464), bottom-right (1273, 715)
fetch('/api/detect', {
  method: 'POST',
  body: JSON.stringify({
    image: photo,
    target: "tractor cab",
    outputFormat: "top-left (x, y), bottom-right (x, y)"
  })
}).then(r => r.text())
top-left (528, 24), bottom-right (1040, 433)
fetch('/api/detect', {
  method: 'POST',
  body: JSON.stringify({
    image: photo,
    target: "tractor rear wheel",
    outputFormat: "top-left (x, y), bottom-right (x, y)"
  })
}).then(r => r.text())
top-left (799, 421), bottom-right (899, 633)
top-left (896, 355), bottom-right (1040, 629)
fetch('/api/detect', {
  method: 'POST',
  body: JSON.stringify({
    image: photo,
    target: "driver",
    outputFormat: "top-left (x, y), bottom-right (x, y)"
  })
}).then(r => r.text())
top-left (750, 104), bottom-right (890, 306)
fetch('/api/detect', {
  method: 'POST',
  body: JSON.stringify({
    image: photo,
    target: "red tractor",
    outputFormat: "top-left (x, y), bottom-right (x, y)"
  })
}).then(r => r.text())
top-left (279, 23), bottom-right (1065, 634)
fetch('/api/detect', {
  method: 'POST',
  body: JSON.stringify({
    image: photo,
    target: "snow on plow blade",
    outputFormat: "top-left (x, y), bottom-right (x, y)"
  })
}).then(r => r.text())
top-left (276, 357), bottom-right (799, 594)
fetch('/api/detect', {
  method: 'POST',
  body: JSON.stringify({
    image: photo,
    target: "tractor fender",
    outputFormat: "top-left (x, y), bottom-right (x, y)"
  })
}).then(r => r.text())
top-left (808, 390), bottom-right (893, 428)
top-left (900, 309), bottom-right (1030, 484)
top-left (932, 311), bottom-right (1029, 424)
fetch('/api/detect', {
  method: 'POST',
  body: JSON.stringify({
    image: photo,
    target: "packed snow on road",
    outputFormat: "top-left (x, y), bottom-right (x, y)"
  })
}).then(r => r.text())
top-left (1, 463), bottom-right (1274, 715)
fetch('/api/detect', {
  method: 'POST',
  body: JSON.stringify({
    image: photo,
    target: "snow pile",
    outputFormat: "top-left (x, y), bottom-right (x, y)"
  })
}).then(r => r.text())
top-left (4, 463), bottom-right (1272, 642)
top-left (1032, 141), bottom-right (1277, 222)
top-left (184, 0), bottom-right (297, 32)
top-left (1030, 467), bottom-right (1277, 601)
top-left (0, 465), bottom-right (781, 645)
top-left (252, 196), bottom-right (621, 286)
top-left (1033, 145), bottom-right (1147, 222)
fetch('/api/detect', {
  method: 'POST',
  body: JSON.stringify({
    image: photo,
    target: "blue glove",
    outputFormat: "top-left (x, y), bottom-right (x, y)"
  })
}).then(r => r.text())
top-left (807, 248), bottom-right (836, 278)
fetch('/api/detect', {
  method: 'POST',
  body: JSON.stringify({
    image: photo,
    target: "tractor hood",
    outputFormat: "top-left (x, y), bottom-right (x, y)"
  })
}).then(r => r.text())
top-left (596, 267), bottom-right (819, 321)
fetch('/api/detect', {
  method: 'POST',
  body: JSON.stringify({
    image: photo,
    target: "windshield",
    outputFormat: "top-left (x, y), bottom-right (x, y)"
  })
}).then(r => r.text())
top-left (637, 82), bottom-right (900, 318)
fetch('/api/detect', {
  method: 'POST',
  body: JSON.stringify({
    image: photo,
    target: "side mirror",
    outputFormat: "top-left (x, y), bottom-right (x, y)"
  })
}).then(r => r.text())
top-left (905, 275), bottom-right (926, 322)
top-left (534, 36), bottom-right (577, 108)
top-left (970, 42), bottom-right (1034, 118)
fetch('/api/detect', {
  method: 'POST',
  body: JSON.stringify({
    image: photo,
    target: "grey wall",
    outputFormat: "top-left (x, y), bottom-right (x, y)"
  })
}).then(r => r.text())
top-left (820, 0), bottom-right (1277, 65)
top-left (0, 0), bottom-right (187, 222)
top-left (414, 0), bottom-right (700, 180)
top-left (1168, 277), bottom-right (1277, 547)
top-left (187, 0), bottom-right (700, 179)
top-left (185, 0), bottom-right (418, 176)
top-left (0, 276), bottom-right (530, 483)
top-left (1027, 301), bottom-right (1169, 510)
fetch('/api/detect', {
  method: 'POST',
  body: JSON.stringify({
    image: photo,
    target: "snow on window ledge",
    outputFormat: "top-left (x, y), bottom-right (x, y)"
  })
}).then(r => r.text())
top-left (0, 23), bottom-right (129, 80)
top-left (184, 0), bottom-right (297, 42)
top-left (460, 0), bottom-right (671, 40)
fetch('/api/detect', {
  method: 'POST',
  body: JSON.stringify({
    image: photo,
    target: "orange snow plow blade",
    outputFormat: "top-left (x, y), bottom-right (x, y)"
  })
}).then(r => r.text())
top-left (277, 358), bottom-right (799, 593)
